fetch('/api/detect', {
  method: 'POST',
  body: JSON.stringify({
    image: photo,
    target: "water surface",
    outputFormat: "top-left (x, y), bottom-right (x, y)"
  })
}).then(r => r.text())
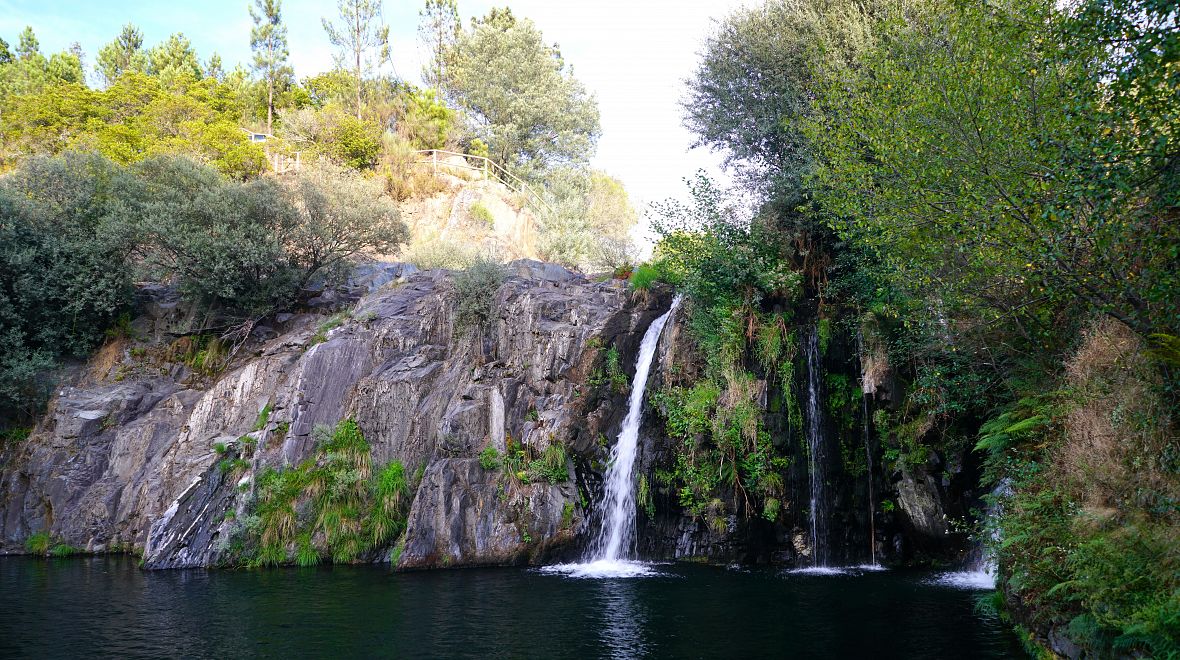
top-left (0, 557), bottom-right (1021, 658)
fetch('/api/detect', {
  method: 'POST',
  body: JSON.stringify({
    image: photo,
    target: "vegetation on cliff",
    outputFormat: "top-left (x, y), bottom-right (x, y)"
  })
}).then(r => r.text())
top-left (647, 0), bottom-right (1177, 653)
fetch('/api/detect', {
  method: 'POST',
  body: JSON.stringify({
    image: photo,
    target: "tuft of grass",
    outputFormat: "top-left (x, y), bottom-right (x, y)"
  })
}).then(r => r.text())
top-left (213, 441), bottom-right (228, 455)
top-left (629, 263), bottom-right (661, 291)
top-left (310, 312), bottom-right (350, 345)
top-left (468, 201), bottom-right (495, 228)
top-left (253, 404), bottom-right (273, 431)
top-left (50, 544), bottom-right (80, 558)
top-left (529, 443), bottom-right (569, 484)
top-left (25, 531), bottom-right (51, 555)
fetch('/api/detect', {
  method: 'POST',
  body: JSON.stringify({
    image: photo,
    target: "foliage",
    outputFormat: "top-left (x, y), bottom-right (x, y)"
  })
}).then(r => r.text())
top-left (241, 418), bottom-right (410, 567)
top-left (96, 24), bottom-right (149, 86)
top-left (418, 0), bottom-right (460, 97)
top-left (0, 153), bottom-right (138, 419)
top-left (24, 531), bottom-right (51, 555)
top-left (478, 445), bottom-right (502, 471)
top-left (249, 0), bottom-right (293, 133)
top-left (684, 0), bottom-right (876, 201)
top-left (442, 8), bottom-right (600, 179)
top-left (452, 257), bottom-right (505, 333)
top-left (537, 167), bottom-right (638, 272)
top-left (321, 0), bottom-right (391, 119)
top-left (811, 0), bottom-right (1180, 340)
top-left (1, 71), bottom-right (267, 178)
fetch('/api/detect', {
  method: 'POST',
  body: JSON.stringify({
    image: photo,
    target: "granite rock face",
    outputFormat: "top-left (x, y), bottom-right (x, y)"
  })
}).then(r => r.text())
top-left (0, 260), bottom-right (671, 569)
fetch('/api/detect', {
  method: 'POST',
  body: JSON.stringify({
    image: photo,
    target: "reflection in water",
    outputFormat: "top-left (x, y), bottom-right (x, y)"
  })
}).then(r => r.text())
top-left (597, 579), bottom-right (649, 659)
top-left (1, 557), bottom-right (1023, 658)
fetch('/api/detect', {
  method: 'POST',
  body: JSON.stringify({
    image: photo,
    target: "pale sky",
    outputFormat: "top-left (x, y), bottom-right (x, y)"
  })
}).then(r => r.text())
top-left (0, 0), bottom-right (747, 240)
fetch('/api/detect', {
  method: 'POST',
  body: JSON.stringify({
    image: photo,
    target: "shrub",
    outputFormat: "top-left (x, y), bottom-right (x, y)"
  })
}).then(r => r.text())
top-left (453, 257), bottom-right (506, 333)
top-left (468, 202), bottom-right (495, 228)
top-left (529, 443), bottom-right (569, 484)
top-left (479, 445), bottom-right (502, 471)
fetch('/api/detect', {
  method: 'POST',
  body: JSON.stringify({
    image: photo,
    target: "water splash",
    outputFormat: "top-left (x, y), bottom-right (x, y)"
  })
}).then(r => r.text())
top-left (803, 326), bottom-right (830, 567)
top-left (546, 296), bottom-right (681, 579)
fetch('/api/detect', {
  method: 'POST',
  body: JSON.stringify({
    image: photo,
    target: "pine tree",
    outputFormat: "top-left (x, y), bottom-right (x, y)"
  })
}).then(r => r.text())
top-left (250, 0), bottom-right (292, 134)
top-left (96, 24), bottom-right (148, 87)
top-left (322, 0), bottom-right (390, 119)
top-left (418, 0), bottom-right (459, 99)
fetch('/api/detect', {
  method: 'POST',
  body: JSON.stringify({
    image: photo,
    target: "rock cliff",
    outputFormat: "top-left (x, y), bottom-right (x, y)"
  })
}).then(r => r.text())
top-left (0, 260), bottom-right (669, 569)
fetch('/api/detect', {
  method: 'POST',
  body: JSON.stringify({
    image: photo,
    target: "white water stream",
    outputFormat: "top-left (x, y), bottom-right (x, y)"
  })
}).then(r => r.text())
top-left (544, 296), bottom-right (681, 579)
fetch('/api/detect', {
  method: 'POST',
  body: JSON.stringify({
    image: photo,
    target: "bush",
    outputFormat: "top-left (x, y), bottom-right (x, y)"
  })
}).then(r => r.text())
top-left (468, 201), bottom-right (495, 228)
top-left (479, 445), bottom-right (502, 471)
top-left (0, 153), bottom-right (139, 419)
top-left (453, 257), bottom-right (506, 333)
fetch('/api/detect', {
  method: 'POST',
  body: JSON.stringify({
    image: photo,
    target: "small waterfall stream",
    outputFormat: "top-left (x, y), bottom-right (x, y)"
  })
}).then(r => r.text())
top-left (546, 296), bottom-right (681, 578)
top-left (804, 326), bottom-right (831, 567)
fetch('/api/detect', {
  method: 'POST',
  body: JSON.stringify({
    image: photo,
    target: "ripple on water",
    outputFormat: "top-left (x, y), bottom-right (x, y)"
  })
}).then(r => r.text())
top-left (539, 560), bottom-right (666, 579)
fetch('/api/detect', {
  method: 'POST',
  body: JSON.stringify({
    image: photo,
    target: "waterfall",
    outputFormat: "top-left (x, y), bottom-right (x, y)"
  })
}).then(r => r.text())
top-left (862, 393), bottom-right (877, 566)
top-left (932, 481), bottom-right (1008, 589)
top-left (804, 326), bottom-right (830, 567)
top-left (858, 330), bottom-right (878, 567)
top-left (588, 295), bottom-right (682, 562)
top-left (544, 296), bottom-right (681, 578)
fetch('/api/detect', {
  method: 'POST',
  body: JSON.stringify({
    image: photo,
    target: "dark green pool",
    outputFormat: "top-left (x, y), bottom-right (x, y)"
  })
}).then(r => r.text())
top-left (0, 557), bottom-right (1021, 658)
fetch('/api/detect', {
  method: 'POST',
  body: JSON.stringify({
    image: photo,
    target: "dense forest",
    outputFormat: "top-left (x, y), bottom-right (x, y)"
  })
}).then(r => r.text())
top-left (0, 0), bottom-right (1176, 657)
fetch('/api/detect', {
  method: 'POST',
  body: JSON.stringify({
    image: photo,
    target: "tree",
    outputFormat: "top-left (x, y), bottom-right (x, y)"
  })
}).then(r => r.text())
top-left (205, 53), bottom-right (225, 82)
top-left (684, 0), bottom-right (876, 202)
top-left (322, 0), bottom-right (390, 119)
top-left (443, 8), bottom-right (600, 179)
top-left (0, 153), bottom-right (140, 419)
top-left (418, 0), bottom-right (459, 98)
top-left (811, 0), bottom-right (1180, 338)
top-left (96, 24), bottom-right (148, 87)
top-left (250, 0), bottom-right (293, 133)
top-left (147, 33), bottom-right (202, 87)
top-left (0, 38), bottom-right (11, 65)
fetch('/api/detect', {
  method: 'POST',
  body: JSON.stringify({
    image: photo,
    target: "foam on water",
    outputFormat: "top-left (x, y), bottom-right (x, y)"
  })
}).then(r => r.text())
top-left (540, 560), bottom-right (664, 579)
top-left (787, 566), bottom-right (852, 576)
top-left (930, 571), bottom-right (996, 590)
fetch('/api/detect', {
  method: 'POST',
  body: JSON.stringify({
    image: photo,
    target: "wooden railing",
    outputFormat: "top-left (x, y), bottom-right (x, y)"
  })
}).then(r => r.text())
top-left (414, 150), bottom-right (553, 217)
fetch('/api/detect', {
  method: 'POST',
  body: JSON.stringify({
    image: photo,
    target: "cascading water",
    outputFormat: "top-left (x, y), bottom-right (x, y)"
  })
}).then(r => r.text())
top-left (857, 330), bottom-right (878, 568)
top-left (544, 296), bottom-right (681, 578)
top-left (804, 326), bottom-right (831, 567)
top-left (862, 393), bottom-right (877, 566)
top-left (932, 481), bottom-right (1008, 589)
